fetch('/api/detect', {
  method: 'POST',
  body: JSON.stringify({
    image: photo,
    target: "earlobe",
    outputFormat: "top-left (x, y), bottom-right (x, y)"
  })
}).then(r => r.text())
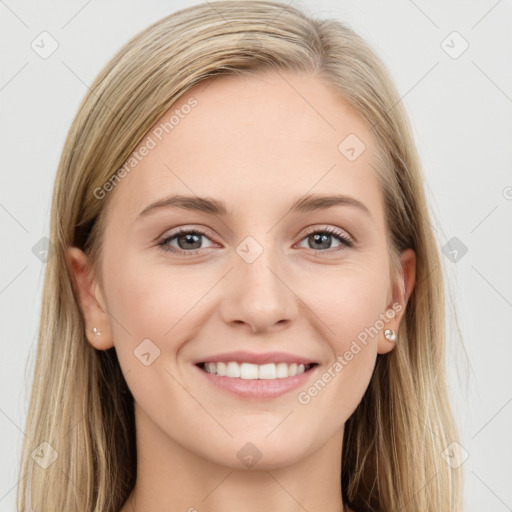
top-left (377, 248), bottom-right (416, 355)
top-left (66, 247), bottom-right (114, 350)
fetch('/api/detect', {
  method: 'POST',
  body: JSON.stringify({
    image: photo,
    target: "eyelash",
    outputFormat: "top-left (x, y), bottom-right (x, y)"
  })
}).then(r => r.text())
top-left (157, 226), bottom-right (354, 256)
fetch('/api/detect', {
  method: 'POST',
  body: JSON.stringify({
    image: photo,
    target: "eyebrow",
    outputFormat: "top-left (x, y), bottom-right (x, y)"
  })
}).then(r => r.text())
top-left (137, 193), bottom-right (372, 219)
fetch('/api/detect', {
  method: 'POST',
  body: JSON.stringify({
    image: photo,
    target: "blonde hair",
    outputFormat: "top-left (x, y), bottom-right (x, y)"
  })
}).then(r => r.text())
top-left (17, 1), bottom-right (465, 510)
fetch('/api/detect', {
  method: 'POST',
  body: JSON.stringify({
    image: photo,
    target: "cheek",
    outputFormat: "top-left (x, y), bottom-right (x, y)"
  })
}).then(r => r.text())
top-left (105, 248), bottom-right (390, 363)
top-left (299, 262), bottom-right (389, 346)
top-left (294, 265), bottom-right (388, 414)
top-left (102, 254), bottom-right (210, 411)
top-left (104, 255), bottom-right (203, 335)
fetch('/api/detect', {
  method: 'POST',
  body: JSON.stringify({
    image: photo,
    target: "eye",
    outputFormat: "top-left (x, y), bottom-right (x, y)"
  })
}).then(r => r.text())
top-left (296, 226), bottom-right (354, 253)
top-left (157, 225), bottom-right (354, 256)
top-left (157, 228), bottom-right (217, 255)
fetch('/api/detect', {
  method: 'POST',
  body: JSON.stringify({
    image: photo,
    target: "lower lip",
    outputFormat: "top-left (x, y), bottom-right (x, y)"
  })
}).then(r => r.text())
top-left (194, 364), bottom-right (319, 400)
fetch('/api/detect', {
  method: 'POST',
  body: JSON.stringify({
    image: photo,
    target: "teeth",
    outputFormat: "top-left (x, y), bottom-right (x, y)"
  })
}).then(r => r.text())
top-left (202, 361), bottom-right (311, 379)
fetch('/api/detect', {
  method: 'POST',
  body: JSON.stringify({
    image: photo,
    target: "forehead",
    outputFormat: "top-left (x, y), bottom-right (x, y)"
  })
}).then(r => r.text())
top-left (104, 70), bottom-right (384, 227)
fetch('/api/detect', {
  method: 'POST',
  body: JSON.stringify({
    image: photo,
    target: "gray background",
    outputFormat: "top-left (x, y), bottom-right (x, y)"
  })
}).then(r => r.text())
top-left (1, 1), bottom-right (511, 510)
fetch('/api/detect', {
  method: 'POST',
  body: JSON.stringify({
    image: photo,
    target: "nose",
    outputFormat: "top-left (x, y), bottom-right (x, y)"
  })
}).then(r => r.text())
top-left (218, 247), bottom-right (299, 334)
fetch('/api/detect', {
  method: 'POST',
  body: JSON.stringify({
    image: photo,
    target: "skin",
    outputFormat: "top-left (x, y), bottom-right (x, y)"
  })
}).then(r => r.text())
top-left (67, 70), bottom-right (416, 512)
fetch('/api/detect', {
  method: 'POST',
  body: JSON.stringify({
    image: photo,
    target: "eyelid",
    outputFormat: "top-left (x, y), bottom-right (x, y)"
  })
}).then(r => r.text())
top-left (157, 225), bottom-right (218, 250)
top-left (160, 225), bottom-right (217, 241)
top-left (301, 224), bottom-right (354, 243)
top-left (158, 224), bottom-right (353, 243)
top-left (157, 223), bottom-right (355, 256)
top-left (298, 225), bottom-right (355, 251)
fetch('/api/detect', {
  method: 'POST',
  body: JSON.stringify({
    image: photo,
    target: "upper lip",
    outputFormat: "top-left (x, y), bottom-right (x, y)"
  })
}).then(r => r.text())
top-left (194, 351), bottom-right (317, 366)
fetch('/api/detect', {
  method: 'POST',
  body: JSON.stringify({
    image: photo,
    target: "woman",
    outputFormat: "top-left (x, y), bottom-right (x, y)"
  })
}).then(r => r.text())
top-left (17, 1), bottom-right (464, 511)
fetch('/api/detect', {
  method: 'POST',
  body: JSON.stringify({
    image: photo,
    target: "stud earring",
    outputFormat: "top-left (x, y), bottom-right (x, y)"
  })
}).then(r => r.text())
top-left (92, 327), bottom-right (101, 336)
top-left (384, 328), bottom-right (396, 342)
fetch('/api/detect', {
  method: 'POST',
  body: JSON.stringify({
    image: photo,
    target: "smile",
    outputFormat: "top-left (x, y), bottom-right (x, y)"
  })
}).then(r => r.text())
top-left (195, 361), bottom-right (319, 400)
top-left (197, 361), bottom-right (317, 379)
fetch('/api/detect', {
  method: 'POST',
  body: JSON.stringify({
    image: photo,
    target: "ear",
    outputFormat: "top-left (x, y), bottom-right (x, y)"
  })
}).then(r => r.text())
top-left (377, 248), bottom-right (416, 354)
top-left (66, 246), bottom-right (114, 350)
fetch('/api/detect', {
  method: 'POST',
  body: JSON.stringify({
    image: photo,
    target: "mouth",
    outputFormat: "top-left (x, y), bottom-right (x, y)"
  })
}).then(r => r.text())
top-left (196, 361), bottom-right (319, 380)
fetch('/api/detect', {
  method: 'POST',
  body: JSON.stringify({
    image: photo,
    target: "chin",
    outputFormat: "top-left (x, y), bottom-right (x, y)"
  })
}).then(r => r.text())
top-left (202, 436), bottom-right (314, 471)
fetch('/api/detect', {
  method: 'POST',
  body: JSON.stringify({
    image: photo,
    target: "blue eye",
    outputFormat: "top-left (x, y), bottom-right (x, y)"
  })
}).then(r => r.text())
top-left (157, 226), bottom-right (354, 256)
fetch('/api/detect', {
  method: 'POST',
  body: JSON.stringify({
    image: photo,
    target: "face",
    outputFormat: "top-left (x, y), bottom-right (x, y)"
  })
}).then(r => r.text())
top-left (68, 70), bottom-right (415, 470)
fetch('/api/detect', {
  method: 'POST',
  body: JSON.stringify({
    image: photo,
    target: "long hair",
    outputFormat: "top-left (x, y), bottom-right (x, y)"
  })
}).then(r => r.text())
top-left (17, 1), bottom-right (465, 510)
